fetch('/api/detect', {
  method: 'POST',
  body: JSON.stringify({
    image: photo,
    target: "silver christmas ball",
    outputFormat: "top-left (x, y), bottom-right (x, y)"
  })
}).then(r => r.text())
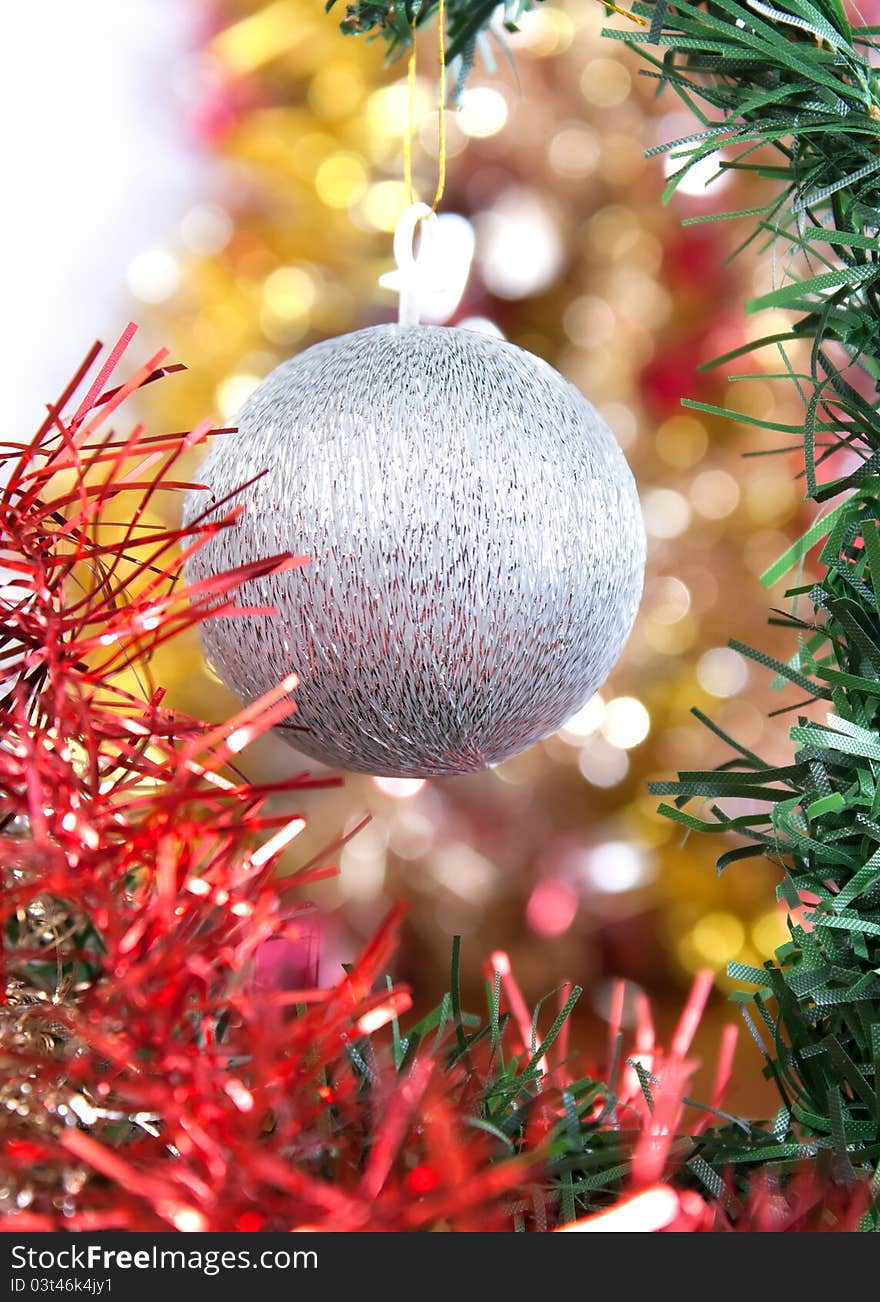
top-left (184, 325), bottom-right (645, 776)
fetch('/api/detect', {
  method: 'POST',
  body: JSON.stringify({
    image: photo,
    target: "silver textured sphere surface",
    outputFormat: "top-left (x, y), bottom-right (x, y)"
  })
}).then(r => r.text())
top-left (184, 325), bottom-right (645, 776)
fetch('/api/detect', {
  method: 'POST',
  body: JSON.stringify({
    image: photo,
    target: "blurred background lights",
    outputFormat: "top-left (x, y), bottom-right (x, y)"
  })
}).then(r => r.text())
top-left (457, 86), bottom-right (509, 139)
top-left (179, 203), bottom-right (233, 256)
top-left (127, 248), bottom-right (181, 304)
top-left (578, 738), bottom-right (630, 788)
top-left (696, 647), bottom-right (749, 698)
top-left (751, 908), bottom-right (789, 957)
top-left (691, 468), bottom-right (741, 519)
top-left (614, 270), bottom-right (670, 332)
top-left (601, 697), bottom-right (650, 750)
top-left (600, 132), bottom-right (646, 189)
top-left (655, 415), bottom-right (708, 470)
top-left (563, 294), bottom-right (616, 349)
top-left (583, 841), bottom-right (653, 894)
top-left (361, 179), bottom-right (410, 232)
top-left (559, 693), bottom-right (605, 742)
top-left (289, 130), bottom-right (337, 179)
top-left (307, 59), bottom-right (364, 120)
top-left (475, 188), bottom-right (564, 300)
top-left (387, 807), bottom-right (435, 860)
top-left (549, 124), bottom-right (600, 181)
top-left (215, 372), bottom-right (262, 421)
top-left (262, 265), bottom-right (317, 325)
top-left (745, 528), bottom-right (792, 578)
top-left (579, 58), bottom-right (631, 110)
top-left (372, 776), bottom-right (426, 799)
top-left (591, 977), bottom-right (645, 1027)
top-left (430, 843), bottom-right (496, 905)
top-left (745, 466), bottom-right (797, 525)
top-left (367, 81), bottom-right (430, 139)
top-left (508, 5), bottom-right (574, 57)
top-left (314, 150), bottom-right (368, 209)
top-left (644, 615), bottom-right (698, 658)
top-left (646, 576), bottom-right (691, 625)
top-left (339, 821), bottom-right (388, 902)
top-left (210, 0), bottom-right (316, 73)
top-left (338, 817), bottom-right (387, 900)
top-left (642, 487), bottom-right (692, 540)
top-left (420, 108), bottom-right (468, 160)
top-left (599, 403), bottom-right (637, 449)
top-left (684, 911), bottom-right (745, 970)
top-left (526, 878), bottom-right (578, 937)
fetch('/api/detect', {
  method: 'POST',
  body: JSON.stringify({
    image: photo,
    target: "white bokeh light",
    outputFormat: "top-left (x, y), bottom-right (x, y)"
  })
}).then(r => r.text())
top-left (583, 841), bottom-right (653, 894)
top-left (475, 189), bottom-right (564, 300)
top-left (127, 248), bottom-right (181, 304)
top-left (215, 374), bottom-right (263, 422)
top-left (559, 694), bottom-right (605, 742)
top-left (458, 87), bottom-right (509, 138)
top-left (642, 488), bottom-right (692, 540)
top-left (697, 647), bottom-right (749, 698)
top-left (601, 697), bottom-right (651, 750)
top-left (578, 738), bottom-right (630, 787)
top-left (179, 203), bottom-right (233, 256)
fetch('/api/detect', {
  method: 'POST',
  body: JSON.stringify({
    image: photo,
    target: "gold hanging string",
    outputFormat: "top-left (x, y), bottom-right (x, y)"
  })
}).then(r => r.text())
top-left (597, 1), bottom-right (648, 25)
top-left (403, 0), bottom-right (447, 212)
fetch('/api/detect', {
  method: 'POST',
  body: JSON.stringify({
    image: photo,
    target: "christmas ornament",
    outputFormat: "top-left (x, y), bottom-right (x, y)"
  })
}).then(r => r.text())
top-left (185, 321), bottom-right (645, 775)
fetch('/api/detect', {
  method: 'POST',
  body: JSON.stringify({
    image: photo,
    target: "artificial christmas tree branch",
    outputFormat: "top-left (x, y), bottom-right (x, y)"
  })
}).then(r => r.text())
top-left (327, 0), bottom-right (548, 92)
top-left (327, 0), bottom-right (648, 87)
top-left (608, 0), bottom-right (880, 1183)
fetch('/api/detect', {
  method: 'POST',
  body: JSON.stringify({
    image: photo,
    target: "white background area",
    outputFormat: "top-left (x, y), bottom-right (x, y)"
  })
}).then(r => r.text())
top-left (0, 0), bottom-right (201, 432)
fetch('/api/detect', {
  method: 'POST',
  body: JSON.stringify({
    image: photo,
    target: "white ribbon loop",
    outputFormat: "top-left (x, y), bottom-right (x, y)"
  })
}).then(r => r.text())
top-left (379, 202), bottom-right (474, 327)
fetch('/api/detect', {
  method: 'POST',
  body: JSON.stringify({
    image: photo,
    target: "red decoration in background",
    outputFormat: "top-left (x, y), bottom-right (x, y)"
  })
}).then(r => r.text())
top-left (662, 228), bottom-right (726, 290)
top-left (640, 336), bottom-right (715, 416)
top-left (253, 929), bottom-right (321, 993)
top-left (640, 227), bottom-right (735, 416)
